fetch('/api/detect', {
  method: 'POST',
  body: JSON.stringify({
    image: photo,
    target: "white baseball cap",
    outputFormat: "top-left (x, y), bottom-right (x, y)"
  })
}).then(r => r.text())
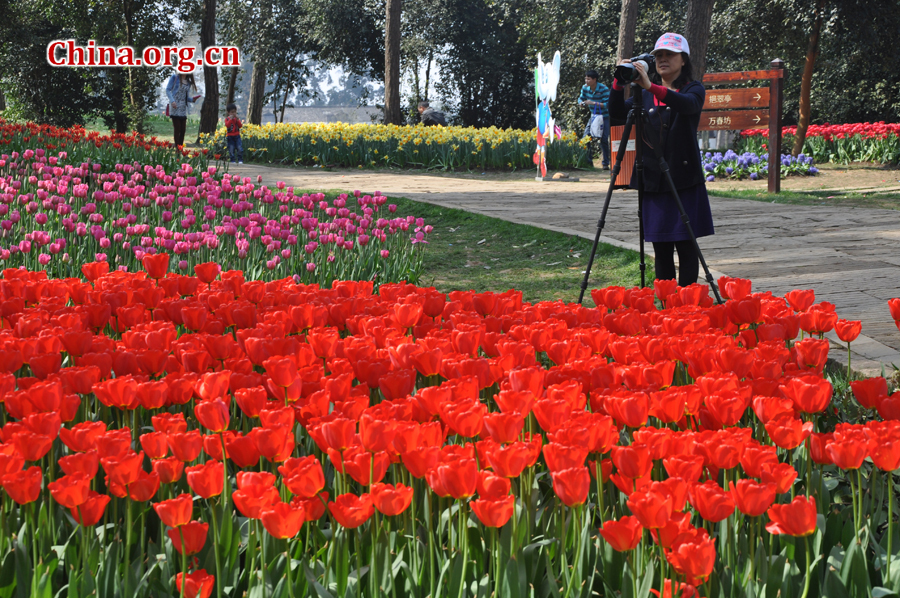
top-left (651, 33), bottom-right (690, 56)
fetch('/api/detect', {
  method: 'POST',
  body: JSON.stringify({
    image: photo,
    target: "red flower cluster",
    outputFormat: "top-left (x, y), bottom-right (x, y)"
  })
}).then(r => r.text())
top-left (0, 258), bottom-right (895, 594)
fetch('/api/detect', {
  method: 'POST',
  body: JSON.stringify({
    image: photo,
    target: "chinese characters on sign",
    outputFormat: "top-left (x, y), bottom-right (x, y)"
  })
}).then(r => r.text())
top-left (708, 94), bottom-right (733, 105)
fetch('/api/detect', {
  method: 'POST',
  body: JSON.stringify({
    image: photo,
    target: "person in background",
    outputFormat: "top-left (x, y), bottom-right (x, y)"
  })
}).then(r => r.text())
top-left (165, 72), bottom-right (201, 150)
top-left (578, 69), bottom-right (610, 169)
top-left (224, 103), bottom-right (243, 164)
top-left (417, 101), bottom-right (447, 127)
top-left (608, 32), bottom-right (714, 286)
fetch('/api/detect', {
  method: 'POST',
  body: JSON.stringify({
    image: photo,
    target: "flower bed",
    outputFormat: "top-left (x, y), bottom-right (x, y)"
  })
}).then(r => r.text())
top-left (200, 122), bottom-right (592, 171)
top-left (0, 118), bottom-right (210, 172)
top-left (738, 122), bottom-right (900, 165)
top-left (0, 261), bottom-right (898, 597)
top-left (703, 150), bottom-right (818, 182)
top-left (0, 152), bottom-right (429, 283)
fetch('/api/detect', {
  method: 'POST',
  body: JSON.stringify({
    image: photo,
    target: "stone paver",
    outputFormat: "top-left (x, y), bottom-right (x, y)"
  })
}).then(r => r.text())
top-left (229, 164), bottom-right (900, 375)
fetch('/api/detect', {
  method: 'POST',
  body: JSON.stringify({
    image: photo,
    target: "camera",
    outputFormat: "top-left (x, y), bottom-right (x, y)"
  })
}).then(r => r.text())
top-left (614, 53), bottom-right (656, 85)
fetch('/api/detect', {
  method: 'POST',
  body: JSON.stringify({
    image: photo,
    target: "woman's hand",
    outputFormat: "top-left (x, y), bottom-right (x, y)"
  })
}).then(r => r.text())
top-left (617, 59), bottom-right (651, 90)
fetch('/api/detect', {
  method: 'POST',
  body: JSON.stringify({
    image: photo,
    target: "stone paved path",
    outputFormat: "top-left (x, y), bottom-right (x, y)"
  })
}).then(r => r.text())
top-left (229, 164), bottom-right (900, 374)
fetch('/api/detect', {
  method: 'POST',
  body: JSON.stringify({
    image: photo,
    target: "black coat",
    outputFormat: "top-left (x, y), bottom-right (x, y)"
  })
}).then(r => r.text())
top-left (608, 80), bottom-right (706, 192)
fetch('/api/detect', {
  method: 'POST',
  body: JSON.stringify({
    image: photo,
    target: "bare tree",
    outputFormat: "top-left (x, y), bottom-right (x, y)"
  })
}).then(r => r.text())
top-left (198, 0), bottom-right (220, 136)
top-left (792, 0), bottom-right (825, 156)
top-left (683, 0), bottom-right (716, 80)
top-left (383, 0), bottom-right (402, 124)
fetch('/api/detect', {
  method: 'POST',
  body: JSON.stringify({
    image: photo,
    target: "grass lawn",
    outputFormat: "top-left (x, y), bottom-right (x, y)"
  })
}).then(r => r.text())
top-left (709, 187), bottom-right (900, 210)
top-left (390, 196), bottom-right (644, 305)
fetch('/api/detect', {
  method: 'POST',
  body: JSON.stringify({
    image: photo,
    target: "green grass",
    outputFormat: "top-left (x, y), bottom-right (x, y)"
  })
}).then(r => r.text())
top-left (391, 196), bottom-right (644, 304)
top-left (709, 187), bottom-right (900, 210)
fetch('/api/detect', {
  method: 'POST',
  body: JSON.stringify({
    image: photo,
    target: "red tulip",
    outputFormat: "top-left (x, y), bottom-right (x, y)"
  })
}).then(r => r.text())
top-left (437, 458), bottom-right (478, 499)
top-left (730, 480), bottom-right (776, 517)
top-left (372, 483), bottom-right (414, 516)
top-left (765, 495), bottom-right (817, 537)
top-left (551, 467), bottom-right (590, 507)
top-left (48, 472), bottom-right (92, 508)
top-left (471, 495), bottom-right (515, 528)
top-left (598, 516), bottom-right (643, 551)
top-left (328, 493), bottom-right (374, 528)
top-left (627, 489), bottom-right (672, 529)
top-left (260, 502), bottom-right (306, 538)
top-left (195, 399), bottom-right (230, 433)
top-left (1, 466), bottom-right (42, 504)
top-left (142, 253), bottom-right (170, 280)
top-left (232, 483), bottom-right (280, 519)
top-left (834, 319), bottom-right (862, 343)
top-left (279, 456), bottom-right (325, 499)
top-left (167, 520), bottom-right (209, 555)
top-left (71, 491), bottom-right (111, 526)
top-left (175, 569), bottom-right (215, 598)
top-left (153, 493), bottom-right (194, 528)
top-left (688, 480), bottom-right (735, 523)
top-left (850, 377), bottom-right (888, 410)
top-left (185, 461), bottom-right (225, 499)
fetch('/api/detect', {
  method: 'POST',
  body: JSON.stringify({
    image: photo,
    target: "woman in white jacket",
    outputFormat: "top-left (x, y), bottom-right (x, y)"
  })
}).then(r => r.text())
top-left (165, 72), bottom-right (201, 149)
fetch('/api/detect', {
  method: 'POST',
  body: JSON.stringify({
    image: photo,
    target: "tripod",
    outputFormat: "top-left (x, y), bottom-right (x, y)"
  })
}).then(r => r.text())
top-left (577, 84), bottom-right (722, 305)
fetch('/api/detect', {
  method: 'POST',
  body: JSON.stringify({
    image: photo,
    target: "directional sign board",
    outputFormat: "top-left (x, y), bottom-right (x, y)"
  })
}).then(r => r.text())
top-left (703, 88), bottom-right (769, 110)
top-left (701, 60), bottom-right (785, 192)
top-left (702, 110), bottom-right (769, 130)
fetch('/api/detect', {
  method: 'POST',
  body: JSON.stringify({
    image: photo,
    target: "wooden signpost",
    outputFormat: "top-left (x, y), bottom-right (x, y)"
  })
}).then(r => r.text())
top-left (612, 59), bottom-right (785, 192)
top-left (701, 59), bottom-right (784, 192)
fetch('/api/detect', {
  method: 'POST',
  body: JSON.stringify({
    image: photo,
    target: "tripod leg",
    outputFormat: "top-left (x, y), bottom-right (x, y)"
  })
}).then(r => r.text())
top-left (577, 112), bottom-right (637, 305)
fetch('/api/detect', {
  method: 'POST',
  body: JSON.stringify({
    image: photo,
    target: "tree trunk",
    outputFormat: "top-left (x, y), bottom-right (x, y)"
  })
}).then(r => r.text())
top-left (226, 67), bottom-right (238, 106)
top-left (383, 0), bottom-right (402, 124)
top-left (616, 0), bottom-right (638, 63)
top-left (246, 2), bottom-right (271, 125)
top-left (617, 0), bottom-right (638, 99)
top-left (424, 48), bottom-right (432, 103)
top-left (198, 0), bottom-right (220, 139)
top-left (123, 0), bottom-right (139, 132)
top-left (792, 0), bottom-right (825, 156)
top-left (683, 0), bottom-right (717, 80)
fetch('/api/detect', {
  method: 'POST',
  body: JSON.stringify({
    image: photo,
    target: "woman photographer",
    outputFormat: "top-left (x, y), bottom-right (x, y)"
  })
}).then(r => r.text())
top-left (608, 32), bottom-right (714, 287)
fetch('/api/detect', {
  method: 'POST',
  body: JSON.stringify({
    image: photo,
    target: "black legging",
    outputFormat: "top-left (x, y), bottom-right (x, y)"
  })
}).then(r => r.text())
top-left (653, 240), bottom-right (699, 287)
top-left (172, 116), bottom-right (187, 148)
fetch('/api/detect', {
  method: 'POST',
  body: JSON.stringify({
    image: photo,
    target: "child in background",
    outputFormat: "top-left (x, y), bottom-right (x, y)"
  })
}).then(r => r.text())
top-left (224, 103), bottom-right (243, 164)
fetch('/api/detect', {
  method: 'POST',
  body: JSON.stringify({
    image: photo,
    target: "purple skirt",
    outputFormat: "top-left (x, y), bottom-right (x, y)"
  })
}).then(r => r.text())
top-left (641, 183), bottom-right (714, 243)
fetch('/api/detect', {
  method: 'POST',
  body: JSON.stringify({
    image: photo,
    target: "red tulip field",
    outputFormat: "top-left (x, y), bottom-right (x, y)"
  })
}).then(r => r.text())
top-left (0, 255), bottom-right (898, 598)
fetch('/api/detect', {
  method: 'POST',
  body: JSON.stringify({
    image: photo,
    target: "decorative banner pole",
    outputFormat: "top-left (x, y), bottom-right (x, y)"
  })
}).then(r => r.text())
top-left (533, 51), bottom-right (562, 181)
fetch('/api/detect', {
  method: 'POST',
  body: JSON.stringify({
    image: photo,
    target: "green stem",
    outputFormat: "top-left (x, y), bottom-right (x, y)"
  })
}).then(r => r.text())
top-left (124, 499), bottom-right (132, 598)
top-left (354, 527), bottom-right (363, 598)
top-left (179, 527), bottom-right (187, 598)
top-left (260, 520), bottom-right (268, 598)
top-left (888, 471), bottom-right (894, 586)
top-left (456, 501), bottom-right (469, 598)
top-left (800, 534), bottom-right (812, 598)
top-left (80, 512), bottom-right (90, 596)
top-left (210, 500), bottom-right (223, 598)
